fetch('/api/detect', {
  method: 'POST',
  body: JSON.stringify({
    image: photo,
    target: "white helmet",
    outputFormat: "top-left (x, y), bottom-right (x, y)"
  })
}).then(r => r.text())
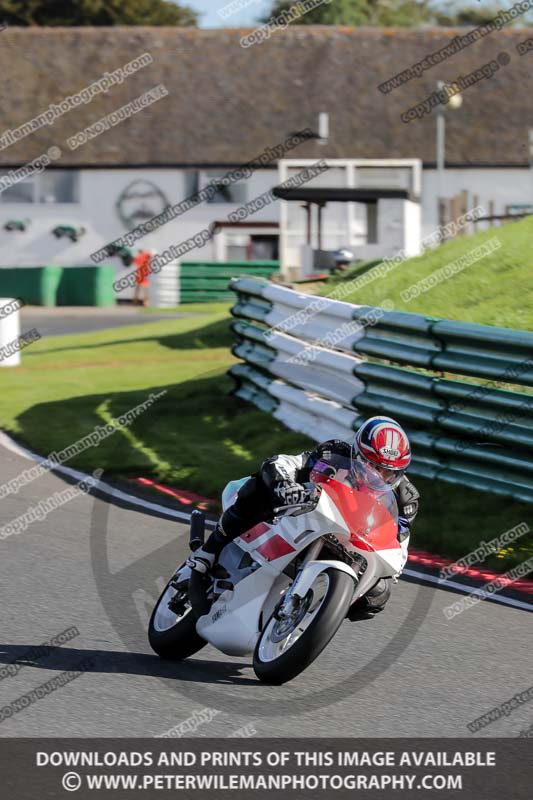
top-left (333, 248), bottom-right (354, 265)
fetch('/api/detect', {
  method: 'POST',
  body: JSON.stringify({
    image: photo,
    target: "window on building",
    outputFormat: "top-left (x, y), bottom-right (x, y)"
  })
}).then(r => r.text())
top-left (225, 232), bottom-right (249, 260)
top-left (38, 171), bottom-right (78, 203)
top-left (202, 170), bottom-right (247, 204)
top-left (356, 166), bottom-right (413, 193)
top-left (251, 235), bottom-right (278, 260)
top-left (0, 170), bottom-right (79, 203)
top-left (0, 179), bottom-right (35, 203)
top-left (184, 169), bottom-right (199, 198)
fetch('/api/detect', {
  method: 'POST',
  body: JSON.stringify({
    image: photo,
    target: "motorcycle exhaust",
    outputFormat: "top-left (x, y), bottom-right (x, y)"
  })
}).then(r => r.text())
top-left (189, 509), bottom-right (205, 552)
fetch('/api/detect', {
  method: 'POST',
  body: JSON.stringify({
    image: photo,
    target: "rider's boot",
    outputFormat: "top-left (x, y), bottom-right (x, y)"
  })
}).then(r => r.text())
top-left (186, 523), bottom-right (228, 574)
top-left (346, 578), bottom-right (392, 620)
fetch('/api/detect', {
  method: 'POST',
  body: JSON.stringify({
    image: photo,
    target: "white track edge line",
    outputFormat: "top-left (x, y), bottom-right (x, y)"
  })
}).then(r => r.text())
top-left (0, 431), bottom-right (214, 526)
top-left (402, 568), bottom-right (532, 611)
top-left (1, 432), bottom-right (530, 607)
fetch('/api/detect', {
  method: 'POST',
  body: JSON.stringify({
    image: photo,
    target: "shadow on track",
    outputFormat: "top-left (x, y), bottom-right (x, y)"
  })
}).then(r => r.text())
top-left (0, 644), bottom-right (256, 686)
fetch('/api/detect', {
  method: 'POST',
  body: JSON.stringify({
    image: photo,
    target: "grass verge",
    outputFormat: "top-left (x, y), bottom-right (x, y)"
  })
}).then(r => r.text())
top-left (316, 216), bottom-right (533, 329)
top-left (0, 303), bottom-right (530, 574)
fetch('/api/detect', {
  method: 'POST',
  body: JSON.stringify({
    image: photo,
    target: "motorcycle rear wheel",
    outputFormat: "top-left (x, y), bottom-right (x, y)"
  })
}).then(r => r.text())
top-left (253, 568), bottom-right (354, 684)
top-left (148, 580), bottom-right (207, 660)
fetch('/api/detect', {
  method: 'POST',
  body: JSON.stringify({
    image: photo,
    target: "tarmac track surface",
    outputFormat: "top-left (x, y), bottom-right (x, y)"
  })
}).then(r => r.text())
top-left (0, 442), bottom-right (530, 738)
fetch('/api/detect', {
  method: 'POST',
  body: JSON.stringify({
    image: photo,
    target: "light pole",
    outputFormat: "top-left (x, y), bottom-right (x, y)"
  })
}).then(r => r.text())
top-left (435, 81), bottom-right (462, 226)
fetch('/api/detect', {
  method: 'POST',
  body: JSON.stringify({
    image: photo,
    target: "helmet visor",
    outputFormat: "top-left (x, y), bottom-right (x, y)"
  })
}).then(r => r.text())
top-left (351, 451), bottom-right (404, 490)
top-left (371, 462), bottom-right (405, 487)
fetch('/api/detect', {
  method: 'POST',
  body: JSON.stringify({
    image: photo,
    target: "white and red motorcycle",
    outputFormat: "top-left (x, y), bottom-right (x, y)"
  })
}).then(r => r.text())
top-left (149, 455), bottom-right (407, 684)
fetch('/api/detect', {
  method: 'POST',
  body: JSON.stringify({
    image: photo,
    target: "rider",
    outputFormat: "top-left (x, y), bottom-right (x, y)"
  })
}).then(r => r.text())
top-left (332, 248), bottom-right (354, 273)
top-left (187, 416), bottom-right (419, 616)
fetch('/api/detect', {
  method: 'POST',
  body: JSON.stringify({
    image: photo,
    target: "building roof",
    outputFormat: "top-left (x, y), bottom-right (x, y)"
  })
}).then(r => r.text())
top-left (0, 26), bottom-right (531, 168)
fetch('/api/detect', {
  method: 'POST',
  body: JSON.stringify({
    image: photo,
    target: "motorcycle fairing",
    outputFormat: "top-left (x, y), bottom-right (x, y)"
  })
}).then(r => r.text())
top-left (196, 473), bottom-right (404, 655)
top-left (221, 476), bottom-right (250, 511)
top-left (318, 478), bottom-right (399, 553)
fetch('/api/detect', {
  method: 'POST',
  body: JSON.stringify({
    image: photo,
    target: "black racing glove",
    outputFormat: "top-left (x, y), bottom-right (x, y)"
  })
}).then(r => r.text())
top-left (272, 481), bottom-right (310, 507)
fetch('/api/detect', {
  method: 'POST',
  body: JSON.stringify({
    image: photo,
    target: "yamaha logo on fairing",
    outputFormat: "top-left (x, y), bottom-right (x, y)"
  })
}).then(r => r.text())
top-left (379, 446), bottom-right (400, 459)
top-left (212, 605), bottom-right (228, 622)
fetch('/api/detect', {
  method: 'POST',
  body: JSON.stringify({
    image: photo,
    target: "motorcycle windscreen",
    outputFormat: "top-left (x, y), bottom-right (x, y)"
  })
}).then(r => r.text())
top-left (221, 476), bottom-right (250, 511)
top-left (310, 459), bottom-right (398, 552)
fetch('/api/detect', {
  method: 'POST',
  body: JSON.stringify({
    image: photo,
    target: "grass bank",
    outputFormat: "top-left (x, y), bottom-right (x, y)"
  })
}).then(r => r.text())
top-left (0, 303), bottom-right (530, 573)
top-left (317, 216), bottom-right (533, 329)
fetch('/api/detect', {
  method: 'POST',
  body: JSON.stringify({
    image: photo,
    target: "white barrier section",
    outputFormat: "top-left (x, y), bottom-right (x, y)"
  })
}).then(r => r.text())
top-left (149, 262), bottom-right (180, 308)
top-left (262, 284), bottom-right (366, 350)
top-left (0, 298), bottom-right (21, 367)
top-left (271, 381), bottom-right (358, 442)
top-left (263, 327), bottom-right (365, 406)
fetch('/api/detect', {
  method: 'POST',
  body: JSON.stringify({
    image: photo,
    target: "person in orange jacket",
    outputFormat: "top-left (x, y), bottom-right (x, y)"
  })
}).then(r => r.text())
top-left (133, 249), bottom-right (151, 306)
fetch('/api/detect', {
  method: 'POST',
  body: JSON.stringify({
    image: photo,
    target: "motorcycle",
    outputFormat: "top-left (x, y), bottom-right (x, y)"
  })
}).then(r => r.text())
top-left (148, 454), bottom-right (407, 684)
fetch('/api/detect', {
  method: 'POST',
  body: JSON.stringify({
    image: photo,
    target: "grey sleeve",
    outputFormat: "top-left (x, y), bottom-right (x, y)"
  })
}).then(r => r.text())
top-left (259, 452), bottom-right (310, 491)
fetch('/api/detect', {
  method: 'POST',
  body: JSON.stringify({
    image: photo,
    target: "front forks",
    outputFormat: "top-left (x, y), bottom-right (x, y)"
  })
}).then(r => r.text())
top-left (277, 538), bottom-right (324, 620)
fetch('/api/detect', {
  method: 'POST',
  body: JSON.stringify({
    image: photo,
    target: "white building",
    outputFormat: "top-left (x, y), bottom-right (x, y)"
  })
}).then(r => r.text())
top-left (0, 26), bottom-right (531, 289)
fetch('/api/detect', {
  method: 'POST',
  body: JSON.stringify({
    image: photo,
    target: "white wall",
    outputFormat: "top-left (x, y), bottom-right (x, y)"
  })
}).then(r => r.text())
top-left (1, 164), bottom-right (531, 279)
top-left (421, 167), bottom-right (533, 238)
top-left (0, 167), bottom-right (278, 269)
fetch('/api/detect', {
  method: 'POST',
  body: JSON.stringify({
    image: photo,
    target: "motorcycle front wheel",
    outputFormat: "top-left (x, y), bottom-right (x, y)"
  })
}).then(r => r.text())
top-left (253, 568), bottom-right (354, 684)
top-left (148, 579), bottom-right (207, 660)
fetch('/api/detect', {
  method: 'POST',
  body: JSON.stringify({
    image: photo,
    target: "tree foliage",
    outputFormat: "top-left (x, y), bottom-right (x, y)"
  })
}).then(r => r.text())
top-left (0, 0), bottom-right (198, 26)
top-left (263, 0), bottom-right (427, 26)
top-left (262, 0), bottom-right (530, 27)
top-left (435, 2), bottom-right (514, 27)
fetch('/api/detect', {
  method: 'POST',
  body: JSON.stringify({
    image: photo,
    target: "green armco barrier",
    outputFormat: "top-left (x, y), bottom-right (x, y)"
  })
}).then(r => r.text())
top-left (181, 292), bottom-right (235, 302)
top-left (352, 308), bottom-right (533, 384)
top-left (55, 265), bottom-right (116, 306)
top-left (180, 262), bottom-right (278, 304)
top-left (0, 266), bottom-right (62, 306)
top-left (231, 319), bottom-right (276, 349)
top-left (229, 278), bottom-right (533, 502)
top-left (228, 360), bottom-right (533, 503)
top-left (352, 361), bottom-right (533, 448)
top-left (352, 305), bottom-right (438, 335)
top-left (230, 295), bottom-right (272, 323)
top-left (231, 320), bottom-right (277, 367)
top-left (229, 276), bottom-right (274, 322)
top-left (230, 277), bottom-right (533, 385)
top-left (0, 266), bottom-right (115, 306)
top-left (182, 261), bottom-right (278, 274)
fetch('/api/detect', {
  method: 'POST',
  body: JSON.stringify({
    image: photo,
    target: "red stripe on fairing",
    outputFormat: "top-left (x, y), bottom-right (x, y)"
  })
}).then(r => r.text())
top-left (321, 479), bottom-right (400, 552)
top-left (256, 534), bottom-right (296, 561)
top-left (241, 521), bottom-right (270, 543)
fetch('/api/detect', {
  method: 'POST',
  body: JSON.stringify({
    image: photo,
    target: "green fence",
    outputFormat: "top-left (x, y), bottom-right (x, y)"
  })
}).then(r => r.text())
top-left (0, 266), bottom-right (116, 306)
top-left (179, 261), bottom-right (279, 303)
top-left (229, 277), bottom-right (533, 503)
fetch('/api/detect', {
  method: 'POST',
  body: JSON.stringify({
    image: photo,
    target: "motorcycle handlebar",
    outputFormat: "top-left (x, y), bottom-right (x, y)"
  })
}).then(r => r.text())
top-left (272, 483), bottom-right (320, 516)
top-left (272, 501), bottom-right (315, 515)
